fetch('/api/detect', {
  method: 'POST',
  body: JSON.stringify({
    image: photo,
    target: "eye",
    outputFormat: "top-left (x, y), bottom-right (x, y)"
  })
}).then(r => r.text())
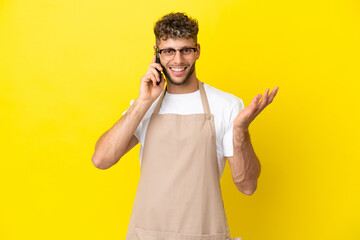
top-left (183, 48), bottom-right (191, 53)
top-left (164, 49), bottom-right (174, 54)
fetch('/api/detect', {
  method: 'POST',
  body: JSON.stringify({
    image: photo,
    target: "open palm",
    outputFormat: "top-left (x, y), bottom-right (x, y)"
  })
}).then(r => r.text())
top-left (234, 87), bottom-right (280, 130)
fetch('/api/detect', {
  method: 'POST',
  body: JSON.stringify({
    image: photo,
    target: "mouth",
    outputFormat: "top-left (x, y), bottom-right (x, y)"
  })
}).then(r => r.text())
top-left (169, 66), bottom-right (187, 76)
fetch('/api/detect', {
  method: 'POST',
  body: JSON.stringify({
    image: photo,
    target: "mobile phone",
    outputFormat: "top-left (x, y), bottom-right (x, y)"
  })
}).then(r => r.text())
top-left (155, 49), bottom-right (162, 86)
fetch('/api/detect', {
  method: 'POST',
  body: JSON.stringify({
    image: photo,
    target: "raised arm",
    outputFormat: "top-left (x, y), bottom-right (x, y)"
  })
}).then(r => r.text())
top-left (91, 54), bottom-right (165, 169)
top-left (228, 87), bottom-right (279, 195)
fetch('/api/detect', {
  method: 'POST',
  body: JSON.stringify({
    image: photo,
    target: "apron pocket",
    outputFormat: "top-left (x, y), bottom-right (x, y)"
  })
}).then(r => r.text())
top-left (134, 226), bottom-right (228, 240)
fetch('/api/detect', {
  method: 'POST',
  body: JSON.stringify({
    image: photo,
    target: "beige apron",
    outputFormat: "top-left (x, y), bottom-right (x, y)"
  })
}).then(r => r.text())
top-left (125, 81), bottom-right (241, 240)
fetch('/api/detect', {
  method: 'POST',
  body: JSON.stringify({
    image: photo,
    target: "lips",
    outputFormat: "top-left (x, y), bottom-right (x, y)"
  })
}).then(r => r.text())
top-left (169, 66), bottom-right (187, 76)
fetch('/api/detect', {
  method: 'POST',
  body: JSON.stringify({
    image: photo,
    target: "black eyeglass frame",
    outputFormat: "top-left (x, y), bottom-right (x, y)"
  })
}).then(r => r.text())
top-left (156, 47), bottom-right (198, 56)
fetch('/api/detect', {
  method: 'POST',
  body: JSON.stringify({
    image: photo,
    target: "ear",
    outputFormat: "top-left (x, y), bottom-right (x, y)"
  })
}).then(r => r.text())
top-left (195, 43), bottom-right (200, 60)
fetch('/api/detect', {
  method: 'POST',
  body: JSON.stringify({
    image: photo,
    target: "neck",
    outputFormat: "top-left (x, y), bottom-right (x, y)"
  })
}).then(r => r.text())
top-left (166, 72), bottom-right (199, 94)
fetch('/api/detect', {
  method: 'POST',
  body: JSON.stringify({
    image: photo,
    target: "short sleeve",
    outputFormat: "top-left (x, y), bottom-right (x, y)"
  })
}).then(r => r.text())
top-left (122, 100), bottom-right (141, 141)
top-left (223, 97), bottom-right (245, 157)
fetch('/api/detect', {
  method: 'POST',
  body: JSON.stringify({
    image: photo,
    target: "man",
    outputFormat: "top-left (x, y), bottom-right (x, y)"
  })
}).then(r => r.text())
top-left (92, 12), bottom-right (279, 240)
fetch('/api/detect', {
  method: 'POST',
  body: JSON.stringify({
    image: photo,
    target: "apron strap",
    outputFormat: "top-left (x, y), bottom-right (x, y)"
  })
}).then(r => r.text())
top-left (153, 80), bottom-right (211, 115)
top-left (153, 85), bottom-right (166, 114)
top-left (198, 81), bottom-right (211, 115)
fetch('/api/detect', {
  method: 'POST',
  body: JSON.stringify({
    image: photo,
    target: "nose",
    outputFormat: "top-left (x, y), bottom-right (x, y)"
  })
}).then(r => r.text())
top-left (172, 50), bottom-right (184, 64)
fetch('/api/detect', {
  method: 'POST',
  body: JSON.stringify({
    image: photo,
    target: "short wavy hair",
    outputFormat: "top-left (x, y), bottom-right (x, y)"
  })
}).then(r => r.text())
top-left (154, 12), bottom-right (199, 45)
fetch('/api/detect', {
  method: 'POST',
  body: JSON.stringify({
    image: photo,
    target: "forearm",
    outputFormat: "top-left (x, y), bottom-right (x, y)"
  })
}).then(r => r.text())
top-left (232, 128), bottom-right (261, 194)
top-left (92, 98), bottom-right (152, 169)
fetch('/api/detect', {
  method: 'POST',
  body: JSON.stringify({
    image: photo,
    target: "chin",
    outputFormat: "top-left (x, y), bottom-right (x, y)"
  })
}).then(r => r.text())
top-left (168, 77), bottom-right (189, 86)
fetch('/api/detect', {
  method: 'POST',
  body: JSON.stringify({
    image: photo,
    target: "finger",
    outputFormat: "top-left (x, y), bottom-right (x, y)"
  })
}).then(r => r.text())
top-left (260, 88), bottom-right (270, 107)
top-left (152, 54), bottom-right (156, 64)
top-left (254, 89), bottom-right (270, 116)
top-left (252, 94), bottom-right (262, 105)
top-left (155, 72), bottom-right (165, 87)
top-left (255, 87), bottom-right (279, 116)
top-left (250, 94), bottom-right (262, 113)
top-left (268, 86), bottom-right (279, 103)
top-left (149, 63), bottom-right (163, 72)
top-left (145, 73), bottom-right (157, 87)
top-left (150, 74), bottom-right (157, 87)
top-left (262, 88), bottom-right (270, 102)
top-left (149, 68), bottom-right (161, 82)
top-left (159, 74), bottom-right (165, 88)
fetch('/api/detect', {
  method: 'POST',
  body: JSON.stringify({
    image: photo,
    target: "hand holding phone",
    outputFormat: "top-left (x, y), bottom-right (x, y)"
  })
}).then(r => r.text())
top-left (138, 53), bottom-right (164, 102)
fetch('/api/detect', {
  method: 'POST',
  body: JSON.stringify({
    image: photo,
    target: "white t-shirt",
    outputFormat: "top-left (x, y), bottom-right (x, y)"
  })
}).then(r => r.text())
top-left (122, 83), bottom-right (244, 178)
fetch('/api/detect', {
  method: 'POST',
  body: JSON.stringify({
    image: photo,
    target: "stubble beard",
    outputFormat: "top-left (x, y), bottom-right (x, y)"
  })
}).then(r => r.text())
top-left (161, 62), bottom-right (196, 86)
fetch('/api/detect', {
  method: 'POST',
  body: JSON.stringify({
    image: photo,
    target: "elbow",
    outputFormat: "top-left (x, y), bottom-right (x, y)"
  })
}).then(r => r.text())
top-left (235, 181), bottom-right (258, 196)
top-left (240, 186), bottom-right (257, 196)
top-left (91, 154), bottom-right (111, 170)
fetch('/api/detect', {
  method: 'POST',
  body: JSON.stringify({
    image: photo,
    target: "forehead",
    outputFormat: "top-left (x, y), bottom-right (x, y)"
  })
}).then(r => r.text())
top-left (157, 38), bottom-right (196, 49)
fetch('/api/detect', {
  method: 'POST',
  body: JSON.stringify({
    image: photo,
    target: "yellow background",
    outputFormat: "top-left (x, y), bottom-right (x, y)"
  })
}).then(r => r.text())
top-left (1, 0), bottom-right (359, 239)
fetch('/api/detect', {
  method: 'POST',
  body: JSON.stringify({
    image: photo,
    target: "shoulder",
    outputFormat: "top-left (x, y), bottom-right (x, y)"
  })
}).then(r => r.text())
top-left (203, 83), bottom-right (244, 110)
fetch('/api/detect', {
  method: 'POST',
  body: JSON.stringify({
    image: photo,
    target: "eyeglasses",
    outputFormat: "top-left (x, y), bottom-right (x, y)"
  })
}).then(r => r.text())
top-left (157, 47), bottom-right (198, 60)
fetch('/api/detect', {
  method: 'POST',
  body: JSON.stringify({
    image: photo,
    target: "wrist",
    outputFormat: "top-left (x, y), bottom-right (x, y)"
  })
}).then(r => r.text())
top-left (135, 97), bottom-right (153, 106)
top-left (233, 127), bottom-right (250, 145)
top-left (233, 125), bottom-right (249, 135)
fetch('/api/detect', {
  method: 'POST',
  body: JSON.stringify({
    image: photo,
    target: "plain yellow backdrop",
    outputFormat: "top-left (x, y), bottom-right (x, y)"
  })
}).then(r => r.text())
top-left (1, 0), bottom-right (359, 239)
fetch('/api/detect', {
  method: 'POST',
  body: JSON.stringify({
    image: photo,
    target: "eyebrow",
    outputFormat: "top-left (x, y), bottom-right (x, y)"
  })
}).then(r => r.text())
top-left (162, 46), bottom-right (195, 49)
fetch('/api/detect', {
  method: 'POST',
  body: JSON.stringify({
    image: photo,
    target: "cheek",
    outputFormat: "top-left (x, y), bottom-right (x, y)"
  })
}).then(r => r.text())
top-left (159, 61), bottom-right (168, 69)
top-left (161, 61), bottom-right (170, 68)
